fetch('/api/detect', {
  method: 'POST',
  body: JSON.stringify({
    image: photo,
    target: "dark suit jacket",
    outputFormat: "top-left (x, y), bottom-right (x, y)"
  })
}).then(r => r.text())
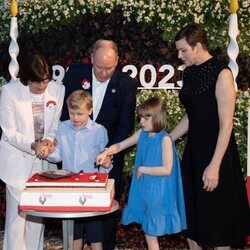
top-left (61, 64), bottom-right (137, 195)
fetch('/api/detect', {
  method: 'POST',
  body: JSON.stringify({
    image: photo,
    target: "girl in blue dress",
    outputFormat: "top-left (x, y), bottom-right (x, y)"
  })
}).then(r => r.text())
top-left (96, 97), bottom-right (186, 250)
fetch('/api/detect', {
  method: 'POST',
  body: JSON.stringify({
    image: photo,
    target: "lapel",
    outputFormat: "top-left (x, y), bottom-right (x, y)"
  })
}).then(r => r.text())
top-left (89, 74), bottom-right (93, 96)
top-left (81, 75), bottom-right (93, 95)
top-left (79, 64), bottom-right (93, 95)
top-left (99, 70), bottom-right (118, 114)
top-left (43, 84), bottom-right (56, 136)
top-left (18, 82), bottom-right (35, 137)
top-left (82, 72), bottom-right (93, 119)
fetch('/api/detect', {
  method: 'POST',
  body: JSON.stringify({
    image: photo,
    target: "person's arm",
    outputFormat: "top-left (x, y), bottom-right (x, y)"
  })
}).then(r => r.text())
top-left (169, 114), bottom-right (189, 141)
top-left (46, 146), bottom-right (62, 163)
top-left (31, 140), bottom-right (50, 159)
top-left (0, 84), bottom-right (35, 154)
top-left (202, 68), bottom-right (235, 191)
top-left (98, 126), bottom-right (112, 168)
top-left (41, 138), bottom-right (56, 153)
top-left (96, 129), bottom-right (141, 165)
top-left (46, 126), bottom-right (63, 163)
top-left (136, 135), bottom-right (173, 179)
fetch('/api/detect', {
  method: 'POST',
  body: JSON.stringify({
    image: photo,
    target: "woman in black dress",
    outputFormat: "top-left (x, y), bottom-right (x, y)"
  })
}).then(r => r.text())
top-left (170, 23), bottom-right (250, 249)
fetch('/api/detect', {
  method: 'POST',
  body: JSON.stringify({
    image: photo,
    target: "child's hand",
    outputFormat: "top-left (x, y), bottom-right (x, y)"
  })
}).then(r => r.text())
top-left (96, 151), bottom-right (108, 166)
top-left (136, 166), bottom-right (143, 180)
top-left (42, 139), bottom-right (55, 153)
top-left (35, 143), bottom-right (49, 159)
top-left (102, 155), bottom-right (112, 168)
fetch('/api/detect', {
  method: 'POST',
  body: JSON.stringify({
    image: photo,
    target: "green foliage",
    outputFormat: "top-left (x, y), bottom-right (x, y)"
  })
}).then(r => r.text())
top-left (124, 89), bottom-right (250, 177)
top-left (234, 90), bottom-right (250, 176)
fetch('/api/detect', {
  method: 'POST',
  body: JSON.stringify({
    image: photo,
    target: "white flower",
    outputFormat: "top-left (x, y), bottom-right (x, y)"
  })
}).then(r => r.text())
top-left (81, 79), bottom-right (91, 90)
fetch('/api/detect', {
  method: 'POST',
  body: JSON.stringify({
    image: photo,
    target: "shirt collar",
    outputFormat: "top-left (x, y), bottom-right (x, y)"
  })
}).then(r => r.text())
top-left (92, 70), bottom-right (110, 85)
top-left (68, 117), bottom-right (95, 131)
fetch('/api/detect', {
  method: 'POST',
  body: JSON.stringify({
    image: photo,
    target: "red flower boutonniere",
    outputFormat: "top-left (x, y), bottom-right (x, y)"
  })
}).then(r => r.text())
top-left (81, 79), bottom-right (91, 90)
top-left (46, 100), bottom-right (57, 108)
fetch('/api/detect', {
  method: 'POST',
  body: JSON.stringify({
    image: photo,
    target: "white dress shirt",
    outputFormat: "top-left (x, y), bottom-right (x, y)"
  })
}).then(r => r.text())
top-left (92, 71), bottom-right (110, 121)
top-left (47, 118), bottom-right (112, 173)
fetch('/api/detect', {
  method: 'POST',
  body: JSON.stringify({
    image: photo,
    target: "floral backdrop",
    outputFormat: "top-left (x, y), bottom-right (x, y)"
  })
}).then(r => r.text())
top-left (0, 0), bottom-right (249, 248)
top-left (0, 0), bottom-right (249, 53)
top-left (0, 0), bottom-right (249, 87)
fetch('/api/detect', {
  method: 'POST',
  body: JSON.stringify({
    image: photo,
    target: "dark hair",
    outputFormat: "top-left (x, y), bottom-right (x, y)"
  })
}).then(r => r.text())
top-left (175, 23), bottom-right (208, 50)
top-left (67, 90), bottom-right (92, 110)
top-left (19, 54), bottom-right (53, 86)
top-left (137, 97), bottom-right (168, 133)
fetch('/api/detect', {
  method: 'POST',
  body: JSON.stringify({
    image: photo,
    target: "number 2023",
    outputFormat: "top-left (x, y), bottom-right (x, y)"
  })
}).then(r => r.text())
top-left (122, 64), bottom-right (185, 90)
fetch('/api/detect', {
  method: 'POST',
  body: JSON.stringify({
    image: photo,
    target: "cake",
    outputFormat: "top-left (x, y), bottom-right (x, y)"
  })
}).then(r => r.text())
top-left (19, 170), bottom-right (115, 212)
top-left (26, 170), bottom-right (108, 188)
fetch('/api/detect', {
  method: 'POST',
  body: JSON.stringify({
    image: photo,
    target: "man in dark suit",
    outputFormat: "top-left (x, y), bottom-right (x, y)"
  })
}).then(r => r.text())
top-left (61, 39), bottom-right (137, 250)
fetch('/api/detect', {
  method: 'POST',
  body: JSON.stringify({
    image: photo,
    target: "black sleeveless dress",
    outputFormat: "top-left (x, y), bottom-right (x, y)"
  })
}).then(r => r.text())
top-left (179, 57), bottom-right (250, 247)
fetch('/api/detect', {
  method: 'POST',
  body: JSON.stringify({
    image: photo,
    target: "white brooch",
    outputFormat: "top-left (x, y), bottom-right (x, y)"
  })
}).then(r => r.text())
top-left (81, 79), bottom-right (91, 90)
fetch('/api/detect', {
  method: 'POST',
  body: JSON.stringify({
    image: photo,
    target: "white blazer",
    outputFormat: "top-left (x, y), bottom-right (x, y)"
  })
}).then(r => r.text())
top-left (0, 80), bottom-right (65, 190)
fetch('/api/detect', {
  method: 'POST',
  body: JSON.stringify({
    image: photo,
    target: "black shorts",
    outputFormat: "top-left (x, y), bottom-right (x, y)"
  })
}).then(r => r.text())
top-left (73, 217), bottom-right (104, 243)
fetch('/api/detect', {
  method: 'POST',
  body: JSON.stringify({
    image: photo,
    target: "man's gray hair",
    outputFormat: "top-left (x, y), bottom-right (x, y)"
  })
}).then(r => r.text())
top-left (92, 39), bottom-right (118, 56)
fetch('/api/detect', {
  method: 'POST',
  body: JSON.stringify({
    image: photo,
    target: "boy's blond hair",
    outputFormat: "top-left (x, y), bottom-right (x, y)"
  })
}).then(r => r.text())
top-left (66, 90), bottom-right (92, 110)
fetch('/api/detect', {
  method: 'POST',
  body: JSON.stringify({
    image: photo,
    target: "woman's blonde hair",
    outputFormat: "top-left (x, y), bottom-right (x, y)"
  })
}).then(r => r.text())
top-left (137, 97), bottom-right (168, 132)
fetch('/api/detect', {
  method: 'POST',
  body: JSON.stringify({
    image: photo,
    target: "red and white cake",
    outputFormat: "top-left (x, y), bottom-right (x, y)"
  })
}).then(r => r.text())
top-left (26, 170), bottom-right (109, 188)
top-left (19, 171), bottom-right (115, 212)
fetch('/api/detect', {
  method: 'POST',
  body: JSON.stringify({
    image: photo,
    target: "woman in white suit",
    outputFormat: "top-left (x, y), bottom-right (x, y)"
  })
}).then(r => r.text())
top-left (0, 54), bottom-right (65, 250)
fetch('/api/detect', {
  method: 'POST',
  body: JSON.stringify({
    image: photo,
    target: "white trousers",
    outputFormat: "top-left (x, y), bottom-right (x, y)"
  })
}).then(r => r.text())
top-left (3, 159), bottom-right (45, 250)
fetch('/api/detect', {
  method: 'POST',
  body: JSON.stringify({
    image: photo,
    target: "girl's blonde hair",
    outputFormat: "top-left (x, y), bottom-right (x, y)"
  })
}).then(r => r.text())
top-left (137, 97), bottom-right (168, 132)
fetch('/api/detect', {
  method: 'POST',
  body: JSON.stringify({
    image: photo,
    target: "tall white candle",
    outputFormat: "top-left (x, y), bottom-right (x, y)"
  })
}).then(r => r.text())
top-left (227, 0), bottom-right (239, 91)
top-left (9, 0), bottom-right (19, 81)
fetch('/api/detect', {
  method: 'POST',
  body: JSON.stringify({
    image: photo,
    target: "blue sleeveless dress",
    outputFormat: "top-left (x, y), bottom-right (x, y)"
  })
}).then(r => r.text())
top-left (121, 130), bottom-right (186, 236)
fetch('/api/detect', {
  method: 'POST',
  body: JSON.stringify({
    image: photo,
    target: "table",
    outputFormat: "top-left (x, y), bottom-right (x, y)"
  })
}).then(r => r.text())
top-left (21, 200), bottom-right (119, 250)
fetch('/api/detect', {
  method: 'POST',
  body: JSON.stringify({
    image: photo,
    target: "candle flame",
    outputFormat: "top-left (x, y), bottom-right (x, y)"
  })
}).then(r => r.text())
top-left (230, 0), bottom-right (239, 13)
top-left (11, 0), bottom-right (18, 17)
